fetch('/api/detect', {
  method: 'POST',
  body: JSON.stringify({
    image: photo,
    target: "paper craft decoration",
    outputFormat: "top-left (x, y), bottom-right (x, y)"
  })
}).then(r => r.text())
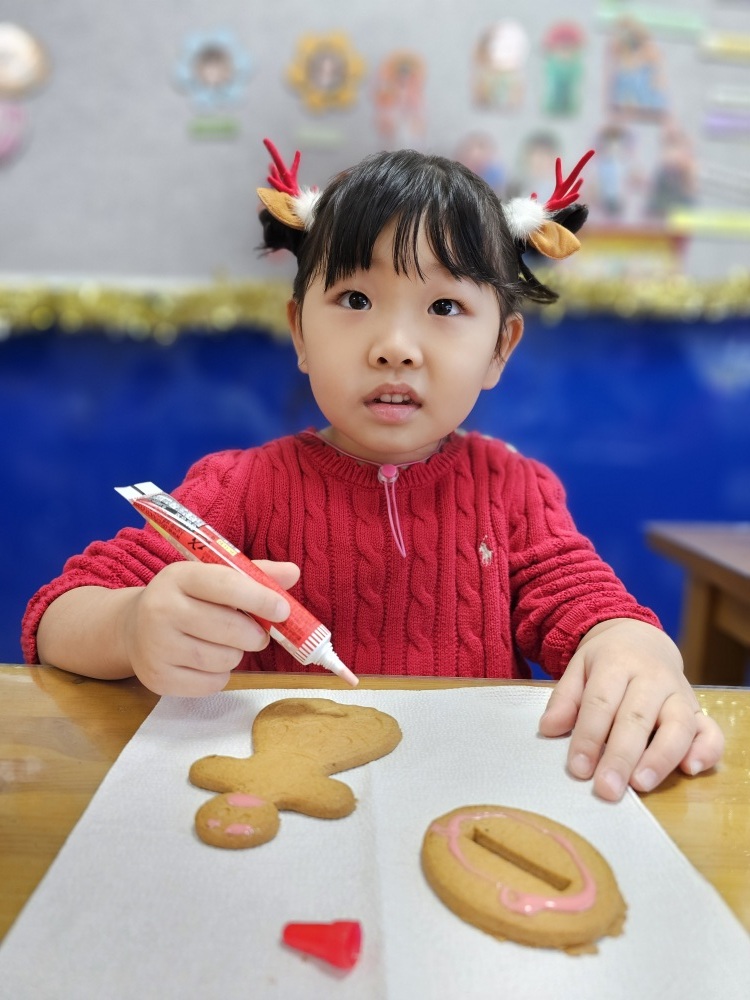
top-left (592, 123), bottom-right (639, 220)
top-left (0, 23), bottom-right (48, 98)
top-left (174, 30), bottom-right (251, 110)
top-left (189, 698), bottom-right (402, 848)
top-left (454, 131), bottom-right (507, 195)
top-left (542, 22), bottom-right (586, 116)
top-left (646, 123), bottom-right (696, 219)
top-left (607, 17), bottom-right (667, 118)
top-left (597, 2), bottom-right (702, 39)
top-left (0, 100), bottom-right (26, 164)
top-left (701, 33), bottom-right (750, 63)
top-left (472, 21), bottom-right (529, 111)
top-left (174, 29), bottom-right (251, 138)
top-left (0, 24), bottom-right (48, 165)
top-left (373, 51), bottom-right (426, 145)
top-left (286, 33), bottom-right (365, 113)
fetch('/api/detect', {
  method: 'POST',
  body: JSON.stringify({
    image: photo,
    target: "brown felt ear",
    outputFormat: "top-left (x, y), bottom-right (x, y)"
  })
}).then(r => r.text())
top-left (528, 220), bottom-right (581, 259)
top-left (257, 187), bottom-right (305, 230)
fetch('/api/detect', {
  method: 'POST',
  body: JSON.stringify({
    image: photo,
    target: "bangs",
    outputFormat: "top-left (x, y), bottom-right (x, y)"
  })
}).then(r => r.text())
top-left (308, 152), bottom-right (508, 291)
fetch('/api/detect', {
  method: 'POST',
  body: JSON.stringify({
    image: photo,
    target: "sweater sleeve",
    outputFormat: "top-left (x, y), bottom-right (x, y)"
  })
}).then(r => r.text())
top-left (20, 448), bottom-right (256, 664)
top-left (504, 451), bottom-right (661, 678)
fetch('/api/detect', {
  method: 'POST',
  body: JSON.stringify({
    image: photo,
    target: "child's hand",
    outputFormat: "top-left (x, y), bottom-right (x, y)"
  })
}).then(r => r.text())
top-left (538, 618), bottom-right (725, 801)
top-left (122, 561), bottom-right (300, 697)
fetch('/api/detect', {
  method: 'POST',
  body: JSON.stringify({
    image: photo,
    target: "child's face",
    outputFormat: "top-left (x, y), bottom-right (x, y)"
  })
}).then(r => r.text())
top-left (288, 219), bottom-right (522, 465)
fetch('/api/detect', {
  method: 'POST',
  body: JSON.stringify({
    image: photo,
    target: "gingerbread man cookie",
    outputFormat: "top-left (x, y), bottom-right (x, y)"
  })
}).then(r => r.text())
top-left (421, 805), bottom-right (626, 953)
top-left (189, 698), bottom-right (402, 849)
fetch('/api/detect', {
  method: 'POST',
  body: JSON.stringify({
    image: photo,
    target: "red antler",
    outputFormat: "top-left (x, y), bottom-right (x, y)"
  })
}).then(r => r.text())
top-left (263, 138), bottom-right (301, 197)
top-left (544, 149), bottom-right (595, 212)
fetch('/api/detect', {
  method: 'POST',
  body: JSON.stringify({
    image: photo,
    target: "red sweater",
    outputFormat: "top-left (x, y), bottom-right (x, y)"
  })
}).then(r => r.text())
top-left (21, 430), bottom-right (660, 679)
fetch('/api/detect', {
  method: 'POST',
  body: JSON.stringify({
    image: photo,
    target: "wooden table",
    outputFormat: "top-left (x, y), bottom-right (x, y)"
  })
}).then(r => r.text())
top-left (1, 664), bottom-right (749, 942)
top-left (646, 522), bottom-right (750, 686)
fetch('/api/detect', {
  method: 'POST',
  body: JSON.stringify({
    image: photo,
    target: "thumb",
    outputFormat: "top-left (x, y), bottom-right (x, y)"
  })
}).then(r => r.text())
top-left (538, 655), bottom-right (585, 737)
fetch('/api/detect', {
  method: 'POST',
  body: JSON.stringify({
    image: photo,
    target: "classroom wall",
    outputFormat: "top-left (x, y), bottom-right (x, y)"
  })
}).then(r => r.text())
top-left (2, 1), bottom-right (750, 281)
top-left (3, 314), bottom-right (749, 667)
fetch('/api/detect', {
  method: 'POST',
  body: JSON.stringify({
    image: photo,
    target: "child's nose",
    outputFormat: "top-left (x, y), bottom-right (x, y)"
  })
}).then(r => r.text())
top-left (368, 326), bottom-right (423, 369)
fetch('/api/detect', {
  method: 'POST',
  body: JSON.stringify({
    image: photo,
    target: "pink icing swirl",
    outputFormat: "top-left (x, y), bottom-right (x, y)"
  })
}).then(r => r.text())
top-left (430, 809), bottom-right (597, 915)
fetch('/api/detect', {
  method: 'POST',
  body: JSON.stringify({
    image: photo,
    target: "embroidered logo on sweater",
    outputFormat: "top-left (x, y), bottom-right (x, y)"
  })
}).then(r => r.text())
top-left (478, 536), bottom-right (493, 567)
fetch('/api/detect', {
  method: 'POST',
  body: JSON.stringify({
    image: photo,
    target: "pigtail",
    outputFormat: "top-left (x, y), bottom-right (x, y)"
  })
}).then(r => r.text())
top-left (256, 139), bottom-right (321, 260)
top-left (517, 256), bottom-right (561, 305)
top-left (258, 207), bottom-right (307, 258)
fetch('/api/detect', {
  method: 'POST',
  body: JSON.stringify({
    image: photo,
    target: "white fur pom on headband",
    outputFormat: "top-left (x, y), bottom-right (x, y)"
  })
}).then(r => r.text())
top-left (503, 197), bottom-right (548, 243)
top-left (291, 187), bottom-right (320, 231)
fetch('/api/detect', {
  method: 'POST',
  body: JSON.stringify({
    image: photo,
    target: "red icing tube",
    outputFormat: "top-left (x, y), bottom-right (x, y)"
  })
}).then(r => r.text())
top-left (115, 482), bottom-right (358, 686)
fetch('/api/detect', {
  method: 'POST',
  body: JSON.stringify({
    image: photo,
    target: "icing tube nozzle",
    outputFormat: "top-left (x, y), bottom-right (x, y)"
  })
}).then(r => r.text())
top-left (282, 920), bottom-right (362, 970)
top-left (115, 482), bottom-right (358, 686)
top-left (316, 644), bottom-right (359, 687)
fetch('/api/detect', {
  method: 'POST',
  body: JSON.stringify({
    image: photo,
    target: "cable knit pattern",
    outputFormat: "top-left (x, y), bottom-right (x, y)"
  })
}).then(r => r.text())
top-left (482, 434), bottom-right (516, 677)
top-left (21, 430), bottom-right (661, 677)
top-left (453, 445), bottom-right (486, 676)
top-left (405, 477), bottom-right (438, 675)
top-left (351, 484), bottom-right (386, 675)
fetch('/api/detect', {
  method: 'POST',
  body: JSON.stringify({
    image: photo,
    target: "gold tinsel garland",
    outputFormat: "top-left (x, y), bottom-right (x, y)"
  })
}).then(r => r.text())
top-left (0, 279), bottom-right (294, 343)
top-left (0, 272), bottom-right (749, 341)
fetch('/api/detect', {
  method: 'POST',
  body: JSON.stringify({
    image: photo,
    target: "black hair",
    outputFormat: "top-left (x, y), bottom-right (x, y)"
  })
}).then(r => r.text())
top-left (259, 148), bottom-right (585, 317)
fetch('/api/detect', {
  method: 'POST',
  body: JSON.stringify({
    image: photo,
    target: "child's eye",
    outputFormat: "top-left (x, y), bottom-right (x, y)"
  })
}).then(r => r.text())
top-left (338, 290), bottom-right (371, 311)
top-left (430, 298), bottom-right (462, 316)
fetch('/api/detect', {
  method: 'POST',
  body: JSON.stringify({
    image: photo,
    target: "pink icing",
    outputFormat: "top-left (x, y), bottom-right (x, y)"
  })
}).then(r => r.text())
top-left (226, 793), bottom-right (266, 808)
top-left (206, 819), bottom-right (221, 828)
top-left (224, 823), bottom-right (255, 836)
top-left (430, 809), bottom-right (597, 915)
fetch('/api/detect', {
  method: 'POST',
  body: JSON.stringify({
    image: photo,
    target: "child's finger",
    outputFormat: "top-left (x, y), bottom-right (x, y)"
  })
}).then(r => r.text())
top-left (175, 563), bottom-right (292, 624)
top-left (538, 657), bottom-right (586, 737)
top-left (144, 655), bottom-right (237, 698)
top-left (175, 599), bottom-right (271, 654)
top-left (589, 681), bottom-right (676, 800)
top-left (252, 560), bottom-right (301, 591)
top-left (625, 697), bottom-right (697, 793)
top-left (679, 709), bottom-right (726, 777)
top-left (564, 669), bottom-right (630, 785)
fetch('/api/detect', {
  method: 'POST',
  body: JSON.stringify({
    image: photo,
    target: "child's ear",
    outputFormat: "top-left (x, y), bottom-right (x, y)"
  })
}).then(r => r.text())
top-left (482, 313), bottom-right (524, 390)
top-left (287, 299), bottom-right (308, 373)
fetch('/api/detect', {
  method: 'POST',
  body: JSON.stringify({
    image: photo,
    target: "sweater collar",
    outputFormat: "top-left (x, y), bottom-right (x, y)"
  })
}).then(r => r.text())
top-left (297, 428), bottom-right (467, 488)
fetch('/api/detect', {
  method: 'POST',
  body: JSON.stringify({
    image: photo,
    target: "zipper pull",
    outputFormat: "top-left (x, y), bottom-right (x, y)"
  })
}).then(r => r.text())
top-left (378, 464), bottom-right (407, 558)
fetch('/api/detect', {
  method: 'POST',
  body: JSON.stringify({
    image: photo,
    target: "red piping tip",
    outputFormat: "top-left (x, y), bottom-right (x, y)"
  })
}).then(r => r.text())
top-left (282, 920), bottom-right (362, 970)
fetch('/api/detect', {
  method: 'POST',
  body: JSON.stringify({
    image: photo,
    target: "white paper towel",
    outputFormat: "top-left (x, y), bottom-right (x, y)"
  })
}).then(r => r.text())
top-left (1, 686), bottom-right (748, 999)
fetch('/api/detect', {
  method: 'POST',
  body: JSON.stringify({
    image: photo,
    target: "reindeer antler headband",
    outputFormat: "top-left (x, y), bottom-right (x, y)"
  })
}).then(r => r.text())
top-left (257, 138), bottom-right (320, 231)
top-left (257, 138), bottom-right (595, 261)
top-left (503, 148), bottom-right (595, 258)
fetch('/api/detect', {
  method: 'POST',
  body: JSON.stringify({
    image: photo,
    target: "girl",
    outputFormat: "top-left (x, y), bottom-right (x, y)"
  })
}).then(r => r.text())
top-left (23, 139), bottom-right (723, 801)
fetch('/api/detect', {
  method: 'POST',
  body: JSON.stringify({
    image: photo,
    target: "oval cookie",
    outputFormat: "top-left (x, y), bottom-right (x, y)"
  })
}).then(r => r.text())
top-left (421, 805), bottom-right (626, 953)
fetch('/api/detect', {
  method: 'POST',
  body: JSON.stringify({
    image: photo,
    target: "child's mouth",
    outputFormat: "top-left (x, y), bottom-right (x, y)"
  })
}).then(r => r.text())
top-left (366, 393), bottom-right (421, 423)
top-left (374, 393), bottom-right (413, 404)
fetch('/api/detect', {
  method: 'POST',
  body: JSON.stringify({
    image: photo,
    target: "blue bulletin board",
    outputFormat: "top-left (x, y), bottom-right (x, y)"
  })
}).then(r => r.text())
top-left (3, 315), bottom-right (749, 667)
